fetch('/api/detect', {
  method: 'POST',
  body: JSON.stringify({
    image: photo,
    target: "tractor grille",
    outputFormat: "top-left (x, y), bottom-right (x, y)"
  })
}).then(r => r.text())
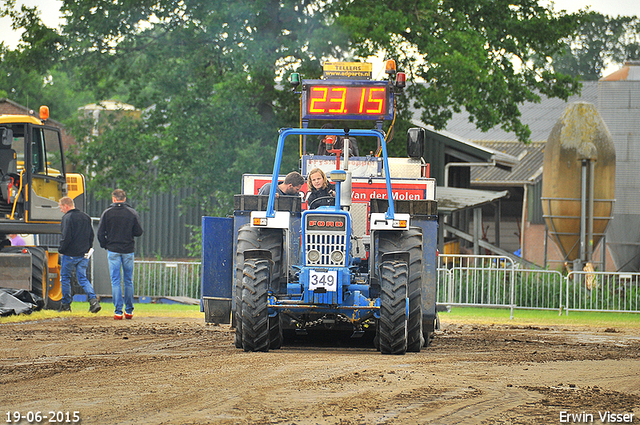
top-left (304, 212), bottom-right (348, 267)
top-left (305, 233), bottom-right (347, 267)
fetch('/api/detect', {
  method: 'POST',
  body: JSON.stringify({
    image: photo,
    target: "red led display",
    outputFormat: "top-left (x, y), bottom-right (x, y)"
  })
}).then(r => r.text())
top-left (302, 82), bottom-right (391, 120)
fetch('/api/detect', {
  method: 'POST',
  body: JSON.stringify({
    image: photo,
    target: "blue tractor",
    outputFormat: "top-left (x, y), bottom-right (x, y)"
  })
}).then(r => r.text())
top-left (202, 68), bottom-right (438, 354)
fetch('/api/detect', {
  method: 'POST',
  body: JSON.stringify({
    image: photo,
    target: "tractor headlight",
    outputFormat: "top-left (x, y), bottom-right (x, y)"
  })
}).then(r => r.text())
top-left (308, 249), bottom-right (320, 263)
top-left (330, 250), bottom-right (344, 263)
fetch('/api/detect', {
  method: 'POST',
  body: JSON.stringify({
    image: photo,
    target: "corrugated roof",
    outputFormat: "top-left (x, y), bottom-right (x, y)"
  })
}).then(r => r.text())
top-left (424, 126), bottom-right (520, 169)
top-left (470, 141), bottom-right (544, 186)
top-left (437, 187), bottom-right (510, 214)
top-left (412, 81), bottom-right (599, 143)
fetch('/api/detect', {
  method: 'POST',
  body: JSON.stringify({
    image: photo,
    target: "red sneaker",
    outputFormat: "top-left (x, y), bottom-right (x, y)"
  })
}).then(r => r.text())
top-left (124, 313), bottom-right (133, 320)
top-left (114, 314), bottom-right (123, 320)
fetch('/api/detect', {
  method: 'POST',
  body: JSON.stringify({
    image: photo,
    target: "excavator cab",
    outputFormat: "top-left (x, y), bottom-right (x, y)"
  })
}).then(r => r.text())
top-left (0, 108), bottom-right (85, 309)
top-left (0, 111), bottom-right (78, 234)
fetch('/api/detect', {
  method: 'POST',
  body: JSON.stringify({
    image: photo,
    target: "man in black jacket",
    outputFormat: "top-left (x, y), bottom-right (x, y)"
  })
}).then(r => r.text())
top-left (257, 171), bottom-right (305, 197)
top-left (59, 197), bottom-right (101, 313)
top-left (97, 189), bottom-right (143, 320)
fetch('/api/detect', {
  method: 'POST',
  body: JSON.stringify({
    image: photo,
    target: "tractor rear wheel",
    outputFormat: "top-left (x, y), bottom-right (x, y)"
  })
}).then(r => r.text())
top-left (241, 259), bottom-right (270, 352)
top-left (268, 314), bottom-right (283, 349)
top-left (3, 246), bottom-right (47, 308)
top-left (377, 229), bottom-right (424, 352)
top-left (378, 259), bottom-right (408, 355)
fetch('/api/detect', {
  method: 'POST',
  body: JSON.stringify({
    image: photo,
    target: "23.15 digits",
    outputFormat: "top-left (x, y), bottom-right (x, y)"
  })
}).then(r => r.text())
top-left (307, 85), bottom-right (387, 116)
top-left (6, 411), bottom-right (80, 423)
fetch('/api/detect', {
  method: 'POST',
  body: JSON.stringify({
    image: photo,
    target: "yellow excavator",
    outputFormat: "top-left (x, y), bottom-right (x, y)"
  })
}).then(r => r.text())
top-left (0, 106), bottom-right (85, 309)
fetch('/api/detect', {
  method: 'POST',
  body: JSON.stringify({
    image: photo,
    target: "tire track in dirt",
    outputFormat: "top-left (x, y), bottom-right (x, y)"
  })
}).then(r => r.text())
top-left (1, 317), bottom-right (639, 425)
top-left (412, 385), bottom-right (541, 424)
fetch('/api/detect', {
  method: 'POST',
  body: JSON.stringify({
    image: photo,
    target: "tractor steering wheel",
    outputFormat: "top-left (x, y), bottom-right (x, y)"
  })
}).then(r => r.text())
top-left (308, 196), bottom-right (335, 209)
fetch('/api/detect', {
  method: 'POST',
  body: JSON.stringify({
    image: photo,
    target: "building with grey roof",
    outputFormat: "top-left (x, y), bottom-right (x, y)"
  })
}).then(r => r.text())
top-left (597, 61), bottom-right (640, 272)
top-left (412, 61), bottom-right (639, 271)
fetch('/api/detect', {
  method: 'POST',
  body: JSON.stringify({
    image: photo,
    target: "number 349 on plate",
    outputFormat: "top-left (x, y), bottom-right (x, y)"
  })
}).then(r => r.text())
top-left (309, 270), bottom-right (337, 292)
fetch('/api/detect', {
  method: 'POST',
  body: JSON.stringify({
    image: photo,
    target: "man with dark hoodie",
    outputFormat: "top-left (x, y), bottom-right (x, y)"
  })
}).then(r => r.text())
top-left (97, 189), bottom-right (143, 320)
top-left (58, 196), bottom-right (101, 313)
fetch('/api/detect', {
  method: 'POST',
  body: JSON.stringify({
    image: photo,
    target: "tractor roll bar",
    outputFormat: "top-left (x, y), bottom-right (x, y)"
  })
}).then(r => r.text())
top-left (267, 128), bottom-right (396, 220)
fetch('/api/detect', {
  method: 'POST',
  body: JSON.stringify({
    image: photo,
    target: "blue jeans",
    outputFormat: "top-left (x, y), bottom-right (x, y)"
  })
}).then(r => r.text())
top-left (60, 255), bottom-right (96, 305)
top-left (108, 251), bottom-right (135, 315)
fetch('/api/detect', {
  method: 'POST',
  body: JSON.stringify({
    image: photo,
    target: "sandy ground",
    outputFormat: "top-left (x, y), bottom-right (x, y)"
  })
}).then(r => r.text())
top-left (1, 314), bottom-right (639, 425)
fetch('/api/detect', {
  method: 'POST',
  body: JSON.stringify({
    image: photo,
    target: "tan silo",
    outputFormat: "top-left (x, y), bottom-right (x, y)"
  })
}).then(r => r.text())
top-left (542, 102), bottom-right (616, 263)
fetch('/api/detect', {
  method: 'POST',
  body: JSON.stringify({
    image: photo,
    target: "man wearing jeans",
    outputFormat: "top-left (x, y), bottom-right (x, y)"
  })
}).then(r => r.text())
top-left (97, 189), bottom-right (144, 320)
top-left (58, 197), bottom-right (101, 313)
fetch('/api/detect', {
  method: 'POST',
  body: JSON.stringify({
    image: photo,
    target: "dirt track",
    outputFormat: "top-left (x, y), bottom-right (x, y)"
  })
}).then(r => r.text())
top-left (1, 315), bottom-right (639, 425)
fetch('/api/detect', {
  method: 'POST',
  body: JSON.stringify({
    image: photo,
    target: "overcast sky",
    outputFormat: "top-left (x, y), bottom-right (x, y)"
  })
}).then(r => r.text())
top-left (1, 0), bottom-right (63, 48)
top-left (1, 0), bottom-right (639, 71)
top-left (2, 0), bottom-right (639, 48)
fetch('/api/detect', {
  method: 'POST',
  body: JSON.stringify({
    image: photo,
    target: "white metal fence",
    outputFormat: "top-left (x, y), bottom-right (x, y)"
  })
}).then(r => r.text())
top-left (437, 255), bottom-right (515, 308)
top-left (438, 254), bottom-right (640, 316)
top-left (131, 257), bottom-right (640, 315)
top-left (438, 255), bottom-right (518, 318)
top-left (133, 261), bottom-right (201, 299)
top-left (565, 271), bottom-right (640, 314)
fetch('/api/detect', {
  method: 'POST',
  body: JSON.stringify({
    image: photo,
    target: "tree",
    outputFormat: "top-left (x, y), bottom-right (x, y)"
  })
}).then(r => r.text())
top-left (1, 1), bottom-right (60, 107)
top-left (330, 0), bottom-right (583, 142)
top-left (542, 12), bottom-right (640, 80)
top-left (0, 1), bottom-right (93, 119)
top-left (59, 0), bottom-right (344, 215)
top-left (4, 0), bottom-right (597, 213)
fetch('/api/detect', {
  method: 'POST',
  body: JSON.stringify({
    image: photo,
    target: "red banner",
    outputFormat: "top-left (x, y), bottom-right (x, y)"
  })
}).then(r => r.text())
top-left (250, 178), bottom-right (428, 203)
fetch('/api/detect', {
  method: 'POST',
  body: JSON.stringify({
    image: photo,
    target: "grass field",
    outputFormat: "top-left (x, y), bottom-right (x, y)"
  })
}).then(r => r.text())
top-left (2, 303), bottom-right (639, 328)
top-left (439, 306), bottom-right (640, 329)
top-left (0, 302), bottom-right (203, 324)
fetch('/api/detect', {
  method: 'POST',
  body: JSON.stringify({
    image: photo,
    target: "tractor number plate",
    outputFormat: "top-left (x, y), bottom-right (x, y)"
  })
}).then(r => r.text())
top-left (309, 270), bottom-right (337, 292)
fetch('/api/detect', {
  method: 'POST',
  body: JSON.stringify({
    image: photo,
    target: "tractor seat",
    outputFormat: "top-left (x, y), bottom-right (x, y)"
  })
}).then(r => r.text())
top-left (0, 149), bottom-right (17, 176)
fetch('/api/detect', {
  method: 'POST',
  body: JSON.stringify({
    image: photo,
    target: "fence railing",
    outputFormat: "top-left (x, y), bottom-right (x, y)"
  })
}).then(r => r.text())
top-left (132, 257), bottom-right (640, 315)
top-left (513, 269), bottom-right (564, 311)
top-left (437, 254), bottom-right (640, 316)
top-left (565, 271), bottom-right (640, 314)
top-left (437, 254), bottom-right (517, 318)
top-left (133, 261), bottom-right (201, 299)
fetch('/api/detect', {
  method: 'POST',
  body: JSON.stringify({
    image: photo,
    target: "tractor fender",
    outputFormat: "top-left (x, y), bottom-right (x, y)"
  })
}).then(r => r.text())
top-left (244, 249), bottom-right (273, 262)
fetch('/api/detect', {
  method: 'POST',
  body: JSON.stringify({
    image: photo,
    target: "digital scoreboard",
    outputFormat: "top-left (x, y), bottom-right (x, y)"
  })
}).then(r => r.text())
top-left (301, 80), bottom-right (394, 121)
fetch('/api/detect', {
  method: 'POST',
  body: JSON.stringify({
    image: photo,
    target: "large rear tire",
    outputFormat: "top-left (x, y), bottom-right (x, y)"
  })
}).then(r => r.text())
top-left (377, 229), bottom-right (423, 352)
top-left (269, 314), bottom-right (283, 350)
top-left (241, 259), bottom-right (270, 352)
top-left (378, 260), bottom-right (408, 355)
top-left (234, 226), bottom-right (283, 349)
top-left (3, 246), bottom-right (47, 309)
top-left (43, 274), bottom-right (62, 311)
top-left (30, 248), bottom-right (46, 303)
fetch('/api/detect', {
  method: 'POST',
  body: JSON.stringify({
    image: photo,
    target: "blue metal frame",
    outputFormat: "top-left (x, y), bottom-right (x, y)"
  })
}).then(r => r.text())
top-left (266, 128), bottom-right (397, 220)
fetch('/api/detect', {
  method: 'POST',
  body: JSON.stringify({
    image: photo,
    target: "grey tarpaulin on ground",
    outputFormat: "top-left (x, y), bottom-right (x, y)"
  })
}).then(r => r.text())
top-left (0, 289), bottom-right (42, 316)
